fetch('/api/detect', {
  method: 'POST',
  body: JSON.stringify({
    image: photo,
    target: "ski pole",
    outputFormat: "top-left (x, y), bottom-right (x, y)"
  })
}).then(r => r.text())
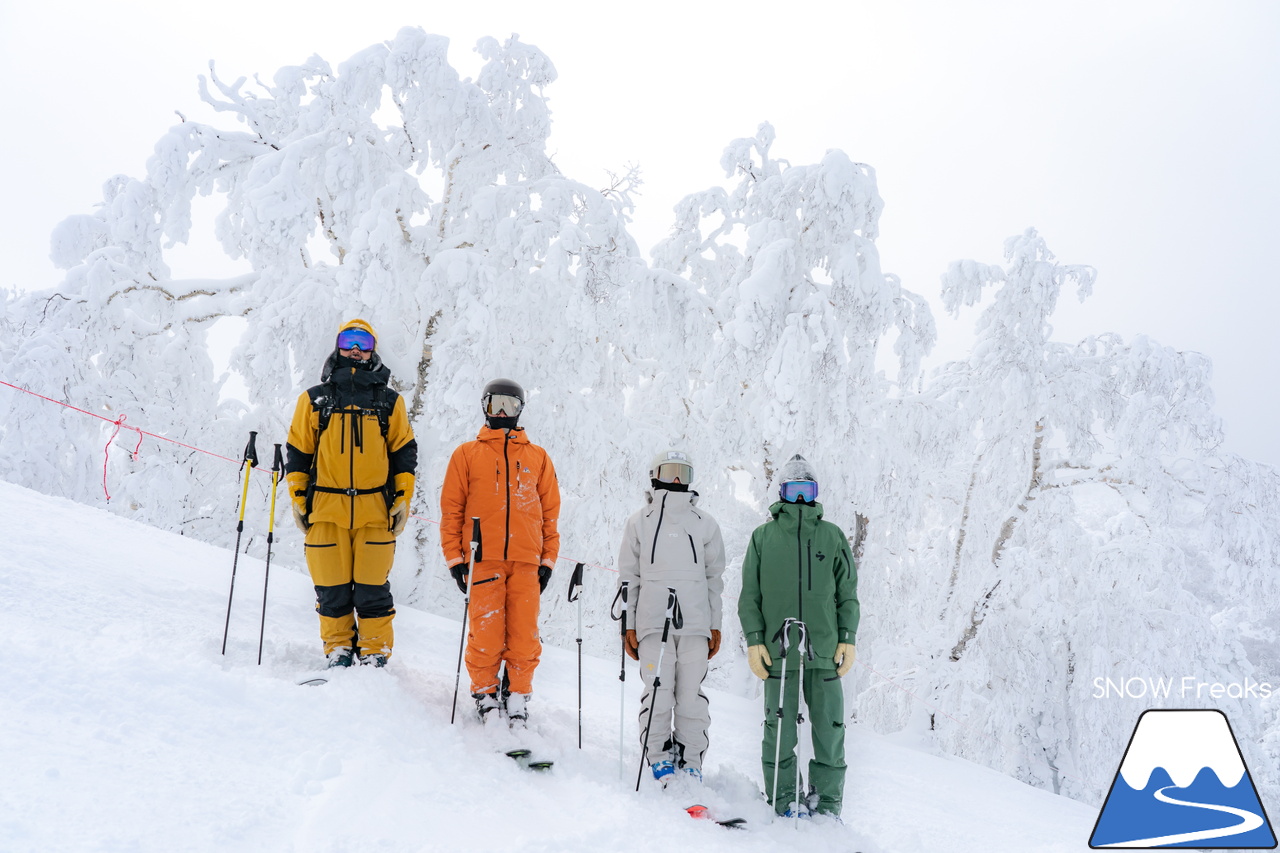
top-left (221, 431), bottom-right (259, 655)
top-left (610, 581), bottom-right (630, 780)
top-left (256, 443), bottom-right (282, 665)
top-left (450, 517), bottom-right (481, 725)
top-left (635, 587), bottom-right (680, 792)
top-left (568, 562), bottom-right (585, 749)
top-left (790, 619), bottom-right (812, 820)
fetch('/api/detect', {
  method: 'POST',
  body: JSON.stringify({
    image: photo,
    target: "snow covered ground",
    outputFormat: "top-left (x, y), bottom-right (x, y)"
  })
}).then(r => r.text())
top-left (1, 480), bottom-right (1099, 852)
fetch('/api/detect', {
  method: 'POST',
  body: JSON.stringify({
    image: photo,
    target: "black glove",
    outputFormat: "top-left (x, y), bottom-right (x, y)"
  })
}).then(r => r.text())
top-left (537, 564), bottom-right (552, 594)
top-left (450, 564), bottom-right (468, 593)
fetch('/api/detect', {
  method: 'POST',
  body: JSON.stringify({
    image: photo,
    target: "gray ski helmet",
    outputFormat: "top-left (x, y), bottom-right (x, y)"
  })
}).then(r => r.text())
top-left (649, 449), bottom-right (694, 485)
top-left (481, 378), bottom-right (525, 419)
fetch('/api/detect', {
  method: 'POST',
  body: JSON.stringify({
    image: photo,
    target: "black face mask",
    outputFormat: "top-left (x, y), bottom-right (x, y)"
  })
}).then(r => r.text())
top-left (335, 353), bottom-right (375, 371)
top-left (651, 479), bottom-right (690, 493)
top-left (486, 415), bottom-right (520, 430)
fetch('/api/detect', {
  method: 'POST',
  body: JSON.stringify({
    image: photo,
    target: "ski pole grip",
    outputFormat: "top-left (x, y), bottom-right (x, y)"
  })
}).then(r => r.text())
top-left (568, 562), bottom-right (584, 602)
top-left (271, 443), bottom-right (283, 472)
top-left (470, 516), bottom-right (481, 546)
top-left (243, 431), bottom-right (260, 467)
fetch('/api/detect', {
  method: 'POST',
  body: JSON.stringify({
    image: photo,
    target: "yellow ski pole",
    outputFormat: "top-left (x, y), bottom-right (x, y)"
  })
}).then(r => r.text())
top-left (221, 431), bottom-right (260, 655)
top-left (257, 444), bottom-right (282, 665)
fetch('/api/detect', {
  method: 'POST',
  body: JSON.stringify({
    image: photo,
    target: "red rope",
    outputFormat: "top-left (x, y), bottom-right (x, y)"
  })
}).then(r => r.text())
top-left (1, 379), bottom-right (240, 464)
top-left (4, 377), bottom-right (618, 571)
top-left (102, 415), bottom-right (144, 501)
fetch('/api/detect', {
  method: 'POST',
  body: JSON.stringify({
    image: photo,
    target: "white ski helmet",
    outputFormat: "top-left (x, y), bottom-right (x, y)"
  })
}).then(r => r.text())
top-left (776, 453), bottom-right (819, 502)
top-left (649, 449), bottom-right (694, 485)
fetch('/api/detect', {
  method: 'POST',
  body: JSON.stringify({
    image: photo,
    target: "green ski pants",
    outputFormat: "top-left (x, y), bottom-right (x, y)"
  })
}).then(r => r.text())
top-left (762, 667), bottom-right (846, 816)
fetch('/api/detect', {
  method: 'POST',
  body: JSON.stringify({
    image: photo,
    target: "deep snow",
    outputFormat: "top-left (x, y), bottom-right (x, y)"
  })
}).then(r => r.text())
top-left (1, 480), bottom-right (1099, 852)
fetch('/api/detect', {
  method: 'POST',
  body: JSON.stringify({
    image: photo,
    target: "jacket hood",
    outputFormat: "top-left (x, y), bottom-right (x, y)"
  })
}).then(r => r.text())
top-left (646, 485), bottom-right (700, 506)
top-left (320, 350), bottom-right (389, 385)
top-left (475, 424), bottom-right (530, 444)
top-left (769, 499), bottom-right (825, 525)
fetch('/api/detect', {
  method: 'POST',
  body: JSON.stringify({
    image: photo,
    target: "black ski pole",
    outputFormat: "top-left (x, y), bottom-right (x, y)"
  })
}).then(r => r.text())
top-left (636, 587), bottom-right (679, 792)
top-left (257, 443), bottom-right (282, 665)
top-left (610, 580), bottom-right (630, 779)
top-left (221, 431), bottom-right (259, 655)
top-left (568, 562), bottom-right (585, 749)
top-left (450, 517), bottom-right (481, 725)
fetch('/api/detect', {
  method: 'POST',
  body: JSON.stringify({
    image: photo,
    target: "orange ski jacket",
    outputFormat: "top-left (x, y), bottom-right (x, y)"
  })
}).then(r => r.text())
top-left (440, 426), bottom-right (560, 569)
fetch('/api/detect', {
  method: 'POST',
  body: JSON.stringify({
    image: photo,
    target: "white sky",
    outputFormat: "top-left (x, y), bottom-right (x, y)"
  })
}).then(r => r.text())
top-left (2, 0), bottom-right (1277, 465)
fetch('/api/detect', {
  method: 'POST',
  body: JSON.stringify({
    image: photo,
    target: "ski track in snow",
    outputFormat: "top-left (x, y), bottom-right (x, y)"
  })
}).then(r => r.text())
top-left (1, 481), bottom-right (1097, 852)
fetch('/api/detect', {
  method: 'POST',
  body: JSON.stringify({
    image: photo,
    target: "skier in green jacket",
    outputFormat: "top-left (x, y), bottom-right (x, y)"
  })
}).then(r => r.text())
top-left (738, 454), bottom-right (859, 819)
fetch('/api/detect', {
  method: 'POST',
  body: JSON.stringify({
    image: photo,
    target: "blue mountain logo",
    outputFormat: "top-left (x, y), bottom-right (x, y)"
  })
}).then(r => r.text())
top-left (1090, 709), bottom-right (1276, 849)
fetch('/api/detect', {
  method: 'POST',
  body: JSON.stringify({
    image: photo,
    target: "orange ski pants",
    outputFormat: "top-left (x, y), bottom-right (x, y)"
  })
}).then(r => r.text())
top-left (466, 560), bottom-right (542, 695)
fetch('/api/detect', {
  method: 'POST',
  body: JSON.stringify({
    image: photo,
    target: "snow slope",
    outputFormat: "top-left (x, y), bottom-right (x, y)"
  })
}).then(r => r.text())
top-left (0, 480), bottom-right (1098, 852)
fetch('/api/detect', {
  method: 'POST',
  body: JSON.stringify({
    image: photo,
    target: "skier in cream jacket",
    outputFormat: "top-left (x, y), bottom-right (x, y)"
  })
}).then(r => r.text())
top-left (617, 450), bottom-right (726, 788)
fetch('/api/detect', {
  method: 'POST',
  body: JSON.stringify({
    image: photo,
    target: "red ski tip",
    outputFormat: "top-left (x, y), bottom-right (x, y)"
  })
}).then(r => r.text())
top-left (686, 805), bottom-right (710, 820)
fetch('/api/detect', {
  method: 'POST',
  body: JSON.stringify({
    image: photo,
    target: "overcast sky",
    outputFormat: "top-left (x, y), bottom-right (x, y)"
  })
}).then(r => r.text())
top-left (2, 1), bottom-right (1277, 466)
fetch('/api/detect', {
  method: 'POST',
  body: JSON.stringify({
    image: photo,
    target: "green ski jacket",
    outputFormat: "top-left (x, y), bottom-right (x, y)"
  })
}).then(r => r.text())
top-left (738, 500), bottom-right (859, 671)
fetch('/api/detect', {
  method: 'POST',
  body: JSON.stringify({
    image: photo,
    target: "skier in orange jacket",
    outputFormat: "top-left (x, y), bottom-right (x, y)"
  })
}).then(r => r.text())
top-left (440, 378), bottom-right (560, 726)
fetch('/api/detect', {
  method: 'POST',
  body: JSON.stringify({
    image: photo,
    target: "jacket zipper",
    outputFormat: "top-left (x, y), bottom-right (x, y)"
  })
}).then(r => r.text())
top-left (795, 510), bottom-right (804, 626)
top-left (348, 410), bottom-right (356, 529)
top-left (649, 491), bottom-right (668, 564)
top-left (503, 433), bottom-right (511, 560)
top-left (688, 534), bottom-right (698, 564)
top-left (807, 541), bottom-right (813, 591)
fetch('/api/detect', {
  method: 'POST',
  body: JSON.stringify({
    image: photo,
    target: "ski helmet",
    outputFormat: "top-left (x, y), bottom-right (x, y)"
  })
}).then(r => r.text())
top-left (482, 378), bottom-right (525, 428)
top-left (777, 453), bottom-right (819, 503)
top-left (649, 450), bottom-right (694, 485)
top-left (335, 318), bottom-right (378, 353)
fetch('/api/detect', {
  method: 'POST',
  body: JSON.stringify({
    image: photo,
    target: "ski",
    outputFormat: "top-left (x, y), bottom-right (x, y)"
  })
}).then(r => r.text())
top-left (685, 804), bottom-right (747, 829)
top-left (297, 675), bottom-right (328, 686)
top-left (505, 748), bottom-right (554, 772)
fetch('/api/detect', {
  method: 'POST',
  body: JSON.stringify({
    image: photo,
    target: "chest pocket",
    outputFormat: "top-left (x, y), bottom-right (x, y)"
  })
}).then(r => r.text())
top-left (513, 459), bottom-right (540, 508)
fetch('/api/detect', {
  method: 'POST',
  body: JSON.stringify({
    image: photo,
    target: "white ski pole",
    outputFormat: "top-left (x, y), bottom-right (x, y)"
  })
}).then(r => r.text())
top-left (610, 580), bottom-right (630, 780)
top-left (636, 587), bottom-right (680, 792)
top-left (568, 563), bottom-right (585, 749)
top-left (770, 620), bottom-right (792, 813)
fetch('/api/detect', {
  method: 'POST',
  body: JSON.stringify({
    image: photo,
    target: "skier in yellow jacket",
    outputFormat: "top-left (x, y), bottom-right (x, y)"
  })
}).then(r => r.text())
top-left (285, 319), bottom-right (417, 668)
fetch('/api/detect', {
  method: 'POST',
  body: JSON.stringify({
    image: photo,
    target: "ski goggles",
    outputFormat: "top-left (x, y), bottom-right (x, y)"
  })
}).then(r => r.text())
top-left (780, 480), bottom-right (819, 503)
top-left (654, 461), bottom-right (693, 485)
top-left (484, 393), bottom-right (523, 418)
top-left (336, 328), bottom-right (377, 352)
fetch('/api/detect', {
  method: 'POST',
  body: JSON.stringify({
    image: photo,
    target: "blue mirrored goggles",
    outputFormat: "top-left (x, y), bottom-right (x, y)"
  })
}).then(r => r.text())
top-left (780, 480), bottom-right (819, 503)
top-left (336, 328), bottom-right (376, 352)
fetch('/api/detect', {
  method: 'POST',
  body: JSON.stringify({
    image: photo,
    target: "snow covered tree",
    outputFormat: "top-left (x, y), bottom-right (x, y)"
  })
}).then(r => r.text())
top-left (855, 229), bottom-right (1278, 804)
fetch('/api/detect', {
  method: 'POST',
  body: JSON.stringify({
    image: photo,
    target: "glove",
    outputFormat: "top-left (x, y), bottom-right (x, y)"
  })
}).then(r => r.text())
top-left (708, 629), bottom-right (722, 659)
top-left (538, 564), bottom-right (552, 593)
top-left (624, 629), bottom-right (639, 661)
top-left (449, 563), bottom-right (468, 593)
top-left (747, 644), bottom-right (772, 680)
top-left (389, 472), bottom-right (414, 536)
top-left (834, 642), bottom-right (857, 677)
top-left (286, 472), bottom-right (310, 533)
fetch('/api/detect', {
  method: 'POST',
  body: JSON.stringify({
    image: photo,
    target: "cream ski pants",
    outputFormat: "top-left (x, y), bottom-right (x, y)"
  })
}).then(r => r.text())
top-left (637, 633), bottom-right (711, 770)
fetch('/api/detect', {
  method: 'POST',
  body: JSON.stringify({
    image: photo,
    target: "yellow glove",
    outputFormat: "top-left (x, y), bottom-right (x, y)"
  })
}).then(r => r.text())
top-left (835, 642), bottom-right (857, 677)
top-left (389, 472), bottom-right (414, 536)
top-left (747, 644), bottom-right (772, 680)
top-left (286, 471), bottom-right (310, 533)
